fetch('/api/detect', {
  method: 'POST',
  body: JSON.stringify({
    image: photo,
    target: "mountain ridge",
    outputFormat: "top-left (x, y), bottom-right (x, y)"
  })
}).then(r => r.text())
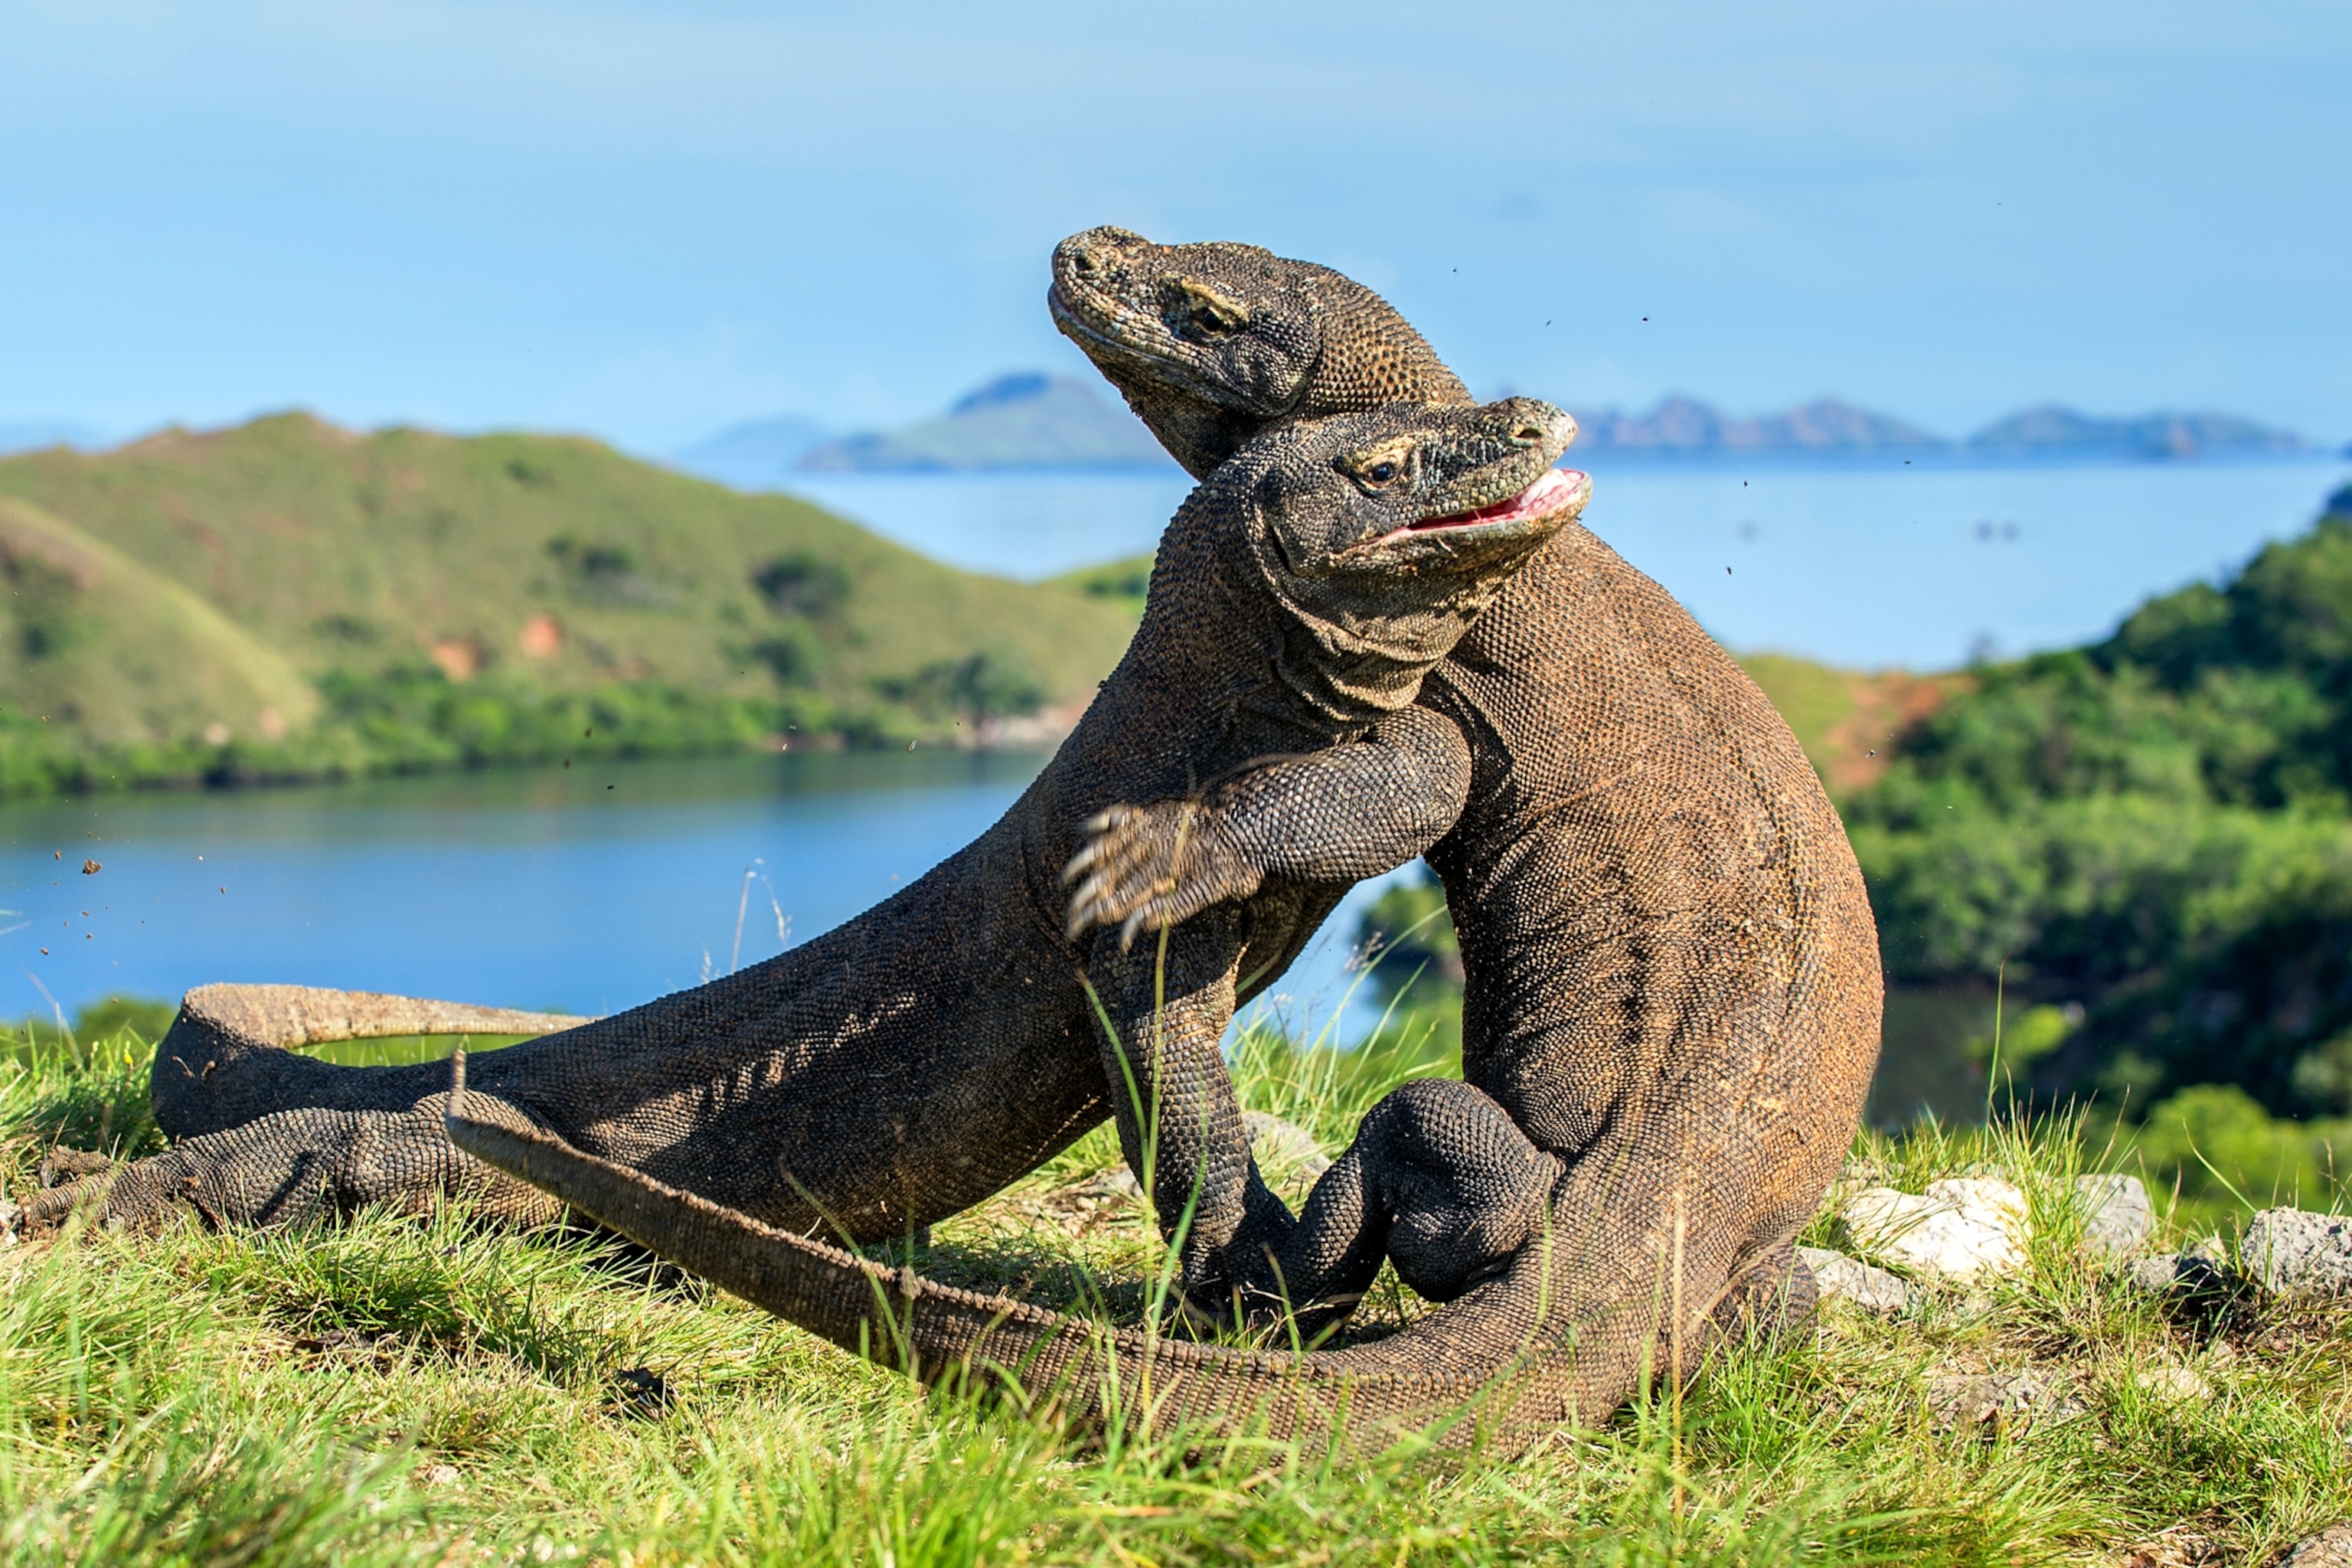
top-left (690, 375), bottom-right (2323, 475)
top-left (793, 373), bottom-right (1173, 473)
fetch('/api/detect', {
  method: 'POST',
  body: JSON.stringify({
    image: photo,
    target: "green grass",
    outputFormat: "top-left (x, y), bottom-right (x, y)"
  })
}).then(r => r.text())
top-left (2, 1018), bottom-right (2347, 1565)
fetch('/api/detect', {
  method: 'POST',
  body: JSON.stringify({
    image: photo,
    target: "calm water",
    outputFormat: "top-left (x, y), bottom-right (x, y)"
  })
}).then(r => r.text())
top-left (791, 456), bottom-right (2352, 671)
top-left (0, 751), bottom-right (1400, 1040)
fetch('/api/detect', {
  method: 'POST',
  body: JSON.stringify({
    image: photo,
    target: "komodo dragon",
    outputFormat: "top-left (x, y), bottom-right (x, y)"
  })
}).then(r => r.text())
top-left (1044, 227), bottom-right (1883, 1344)
top-left (26, 403), bottom-right (1583, 1318)
top-left (438, 234), bottom-right (1882, 1450)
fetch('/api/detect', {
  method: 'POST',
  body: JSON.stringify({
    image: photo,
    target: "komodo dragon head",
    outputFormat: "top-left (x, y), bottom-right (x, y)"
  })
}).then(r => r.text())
top-left (1050, 225), bottom-right (1472, 479)
top-left (1202, 397), bottom-right (1586, 709)
top-left (1129, 395), bottom-right (1587, 738)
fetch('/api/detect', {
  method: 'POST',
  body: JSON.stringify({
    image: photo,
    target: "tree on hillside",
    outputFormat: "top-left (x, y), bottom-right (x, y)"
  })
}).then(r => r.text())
top-left (1851, 485), bottom-right (2352, 1115)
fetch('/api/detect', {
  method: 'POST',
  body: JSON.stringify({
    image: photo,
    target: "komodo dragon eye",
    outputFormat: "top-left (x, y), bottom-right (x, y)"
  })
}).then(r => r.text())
top-left (1168, 279), bottom-right (1250, 338)
top-left (1343, 439), bottom-right (1416, 489)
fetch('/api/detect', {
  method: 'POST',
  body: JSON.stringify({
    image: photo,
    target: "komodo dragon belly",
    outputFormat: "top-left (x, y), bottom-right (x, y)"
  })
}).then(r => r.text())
top-left (1423, 524), bottom-right (1883, 1253)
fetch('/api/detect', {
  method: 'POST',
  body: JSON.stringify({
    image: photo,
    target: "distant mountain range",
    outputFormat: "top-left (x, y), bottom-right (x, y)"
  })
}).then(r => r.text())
top-left (0, 422), bottom-right (105, 459)
top-left (669, 413), bottom-right (834, 489)
top-left (795, 372), bottom-right (1169, 472)
top-left (1569, 397), bottom-right (1945, 455)
top-left (1965, 406), bottom-right (2310, 460)
top-left (1567, 396), bottom-right (2315, 460)
top-left (677, 377), bottom-right (2332, 477)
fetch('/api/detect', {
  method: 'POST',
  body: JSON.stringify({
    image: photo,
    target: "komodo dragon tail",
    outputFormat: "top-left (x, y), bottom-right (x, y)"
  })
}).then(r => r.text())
top-left (446, 1053), bottom-right (1736, 1453)
top-left (152, 983), bottom-right (591, 1139)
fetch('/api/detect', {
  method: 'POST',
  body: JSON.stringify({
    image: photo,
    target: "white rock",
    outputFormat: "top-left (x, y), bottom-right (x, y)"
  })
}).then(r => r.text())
top-left (1842, 1178), bottom-right (2029, 1279)
top-left (2281, 1524), bottom-right (2352, 1568)
top-left (1243, 1111), bottom-right (1332, 1180)
top-left (2132, 1362), bottom-right (2210, 1403)
top-left (1797, 1246), bottom-right (1913, 1314)
top-left (2243, 1208), bottom-right (2352, 1298)
top-left (2074, 1173), bottom-right (2154, 1257)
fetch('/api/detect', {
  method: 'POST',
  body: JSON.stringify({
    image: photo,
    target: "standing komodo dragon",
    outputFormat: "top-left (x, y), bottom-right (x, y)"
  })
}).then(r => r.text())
top-left (443, 232), bottom-right (1881, 1449)
top-left (1044, 227), bottom-right (1883, 1346)
top-left (27, 403), bottom-right (1581, 1319)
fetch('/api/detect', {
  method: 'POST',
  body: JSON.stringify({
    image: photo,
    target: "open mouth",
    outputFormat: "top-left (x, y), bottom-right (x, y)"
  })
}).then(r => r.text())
top-left (1385, 467), bottom-right (1591, 543)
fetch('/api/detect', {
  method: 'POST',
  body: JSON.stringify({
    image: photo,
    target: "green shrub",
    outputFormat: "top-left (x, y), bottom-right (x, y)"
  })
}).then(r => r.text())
top-left (1853, 488), bottom-right (2352, 1116)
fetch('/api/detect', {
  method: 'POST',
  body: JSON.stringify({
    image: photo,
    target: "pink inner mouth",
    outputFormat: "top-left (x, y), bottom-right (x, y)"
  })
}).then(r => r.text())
top-left (1406, 466), bottom-right (1590, 533)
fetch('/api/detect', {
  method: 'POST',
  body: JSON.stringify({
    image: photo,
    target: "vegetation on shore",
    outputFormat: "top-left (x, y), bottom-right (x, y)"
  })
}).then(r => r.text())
top-left (1364, 483), bottom-right (2352, 1145)
top-left (3, 1013), bottom-right (2347, 1565)
top-left (1851, 483), bottom-right (2352, 1118)
top-left (0, 415), bottom-right (1138, 800)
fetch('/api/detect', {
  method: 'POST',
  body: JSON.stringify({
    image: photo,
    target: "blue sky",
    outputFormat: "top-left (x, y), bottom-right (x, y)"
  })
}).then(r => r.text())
top-left (3, 0), bottom-right (2347, 452)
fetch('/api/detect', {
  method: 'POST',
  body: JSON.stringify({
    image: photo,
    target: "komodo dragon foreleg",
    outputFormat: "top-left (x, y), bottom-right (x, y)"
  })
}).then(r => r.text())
top-left (1063, 705), bottom-right (1472, 949)
top-left (1071, 706), bottom-right (1475, 1325)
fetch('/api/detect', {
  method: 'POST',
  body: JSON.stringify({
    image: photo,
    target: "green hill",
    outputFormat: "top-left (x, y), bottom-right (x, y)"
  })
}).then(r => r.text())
top-left (0, 495), bottom-right (320, 745)
top-left (0, 413), bottom-right (1138, 797)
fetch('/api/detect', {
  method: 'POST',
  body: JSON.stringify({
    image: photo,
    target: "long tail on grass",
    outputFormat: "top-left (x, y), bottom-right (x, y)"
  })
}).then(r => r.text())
top-left (152, 983), bottom-right (593, 1138)
top-left (444, 1050), bottom-right (1727, 1452)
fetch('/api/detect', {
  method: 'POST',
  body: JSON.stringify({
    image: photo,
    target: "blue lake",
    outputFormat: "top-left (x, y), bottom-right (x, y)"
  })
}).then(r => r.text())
top-left (0, 751), bottom-right (1401, 1037)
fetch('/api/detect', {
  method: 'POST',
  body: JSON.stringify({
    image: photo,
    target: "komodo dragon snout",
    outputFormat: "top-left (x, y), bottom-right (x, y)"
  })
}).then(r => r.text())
top-left (1050, 226), bottom-right (1315, 415)
top-left (1248, 398), bottom-right (1585, 592)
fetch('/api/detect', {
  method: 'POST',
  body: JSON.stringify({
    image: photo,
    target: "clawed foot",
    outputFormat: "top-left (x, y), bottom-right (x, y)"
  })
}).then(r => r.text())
top-left (15, 1150), bottom-right (139, 1236)
top-left (1062, 801), bottom-right (1260, 947)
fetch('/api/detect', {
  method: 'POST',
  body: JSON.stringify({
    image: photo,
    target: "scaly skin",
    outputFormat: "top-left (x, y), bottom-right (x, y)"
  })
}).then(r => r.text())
top-left (1048, 227), bottom-right (1880, 1384)
top-left (28, 403), bottom-right (1582, 1338)
top-left (449, 1050), bottom-right (1731, 1452)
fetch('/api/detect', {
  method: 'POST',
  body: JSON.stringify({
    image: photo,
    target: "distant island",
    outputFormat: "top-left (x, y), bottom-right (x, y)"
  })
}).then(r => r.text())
top-left (677, 377), bottom-right (2330, 478)
top-left (669, 413), bottom-right (835, 489)
top-left (0, 423), bottom-right (105, 459)
top-left (1566, 396), bottom-right (2316, 462)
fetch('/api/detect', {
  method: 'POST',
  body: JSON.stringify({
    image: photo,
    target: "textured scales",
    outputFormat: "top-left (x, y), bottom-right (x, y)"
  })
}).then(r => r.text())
top-left (1047, 227), bottom-right (1883, 1405)
top-left (447, 1051), bottom-right (1675, 1451)
top-left (25, 403), bottom-right (1576, 1317)
top-left (455, 232), bottom-right (1880, 1454)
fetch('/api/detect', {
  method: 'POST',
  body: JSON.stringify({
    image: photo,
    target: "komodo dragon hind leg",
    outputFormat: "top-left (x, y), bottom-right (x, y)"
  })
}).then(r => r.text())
top-left (150, 982), bottom-right (590, 1141)
top-left (1698, 1242), bottom-right (1819, 1356)
top-left (12, 985), bottom-right (589, 1239)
